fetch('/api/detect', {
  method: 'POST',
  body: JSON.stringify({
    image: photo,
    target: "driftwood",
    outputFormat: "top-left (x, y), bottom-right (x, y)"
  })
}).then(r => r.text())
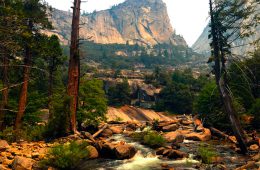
top-left (210, 127), bottom-right (237, 144)
top-left (235, 161), bottom-right (256, 170)
top-left (93, 124), bottom-right (108, 138)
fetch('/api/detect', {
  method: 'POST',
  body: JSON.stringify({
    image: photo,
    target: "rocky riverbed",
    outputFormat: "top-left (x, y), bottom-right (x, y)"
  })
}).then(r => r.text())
top-left (0, 111), bottom-right (259, 170)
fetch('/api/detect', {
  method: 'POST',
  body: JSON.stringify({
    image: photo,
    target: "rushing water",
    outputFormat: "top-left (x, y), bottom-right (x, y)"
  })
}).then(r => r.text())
top-left (78, 134), bottom-right (200, 170)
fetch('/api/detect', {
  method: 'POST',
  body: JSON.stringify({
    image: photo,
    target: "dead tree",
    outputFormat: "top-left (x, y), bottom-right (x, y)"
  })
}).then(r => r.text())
top-left (67, 0), bottom-right (81, 133)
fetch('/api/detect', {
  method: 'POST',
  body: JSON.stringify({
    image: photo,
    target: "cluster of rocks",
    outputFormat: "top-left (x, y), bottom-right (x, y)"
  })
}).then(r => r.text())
top-left (0, 140), bottom-right (50, 170)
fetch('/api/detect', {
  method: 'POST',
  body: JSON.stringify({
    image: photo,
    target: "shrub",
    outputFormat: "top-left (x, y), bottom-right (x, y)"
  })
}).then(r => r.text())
top-left (0, 126), bottom-right (45, 142)
top-left (131, 130), bottom-right (166, 148)
top-left (198, 144), bottom-right (218, 164)
top-left (250, 99), bottom-right (260, 129)
top-left (143, 131), bottom-right (166, 148)
top-left (41, 141), bottom-right (89, 170)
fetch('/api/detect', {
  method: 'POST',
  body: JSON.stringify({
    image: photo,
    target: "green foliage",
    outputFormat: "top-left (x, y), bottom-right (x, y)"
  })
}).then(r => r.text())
top-left (45, 92), bottom-right (70, 138)
top-left (0, 125), bottom-right (45, 142)
top-left (155, 69), bottom-right (206, 114)
top-left (107, 79), bottom-right (131, 106)
top-left (250, 99), bottom-right (260, 129)
top-left (131, 130), bottom-right (166, 148)
top-left (78, 79), bottom-right (107, 129)
top-left (41, 141), bottom-right (89, 170)
top-left (198, 144), bottom-right (218, 164)
top-left (194, 82), bottom-right (229, 129)
top-left (62, 41), bottom-right (202, 71)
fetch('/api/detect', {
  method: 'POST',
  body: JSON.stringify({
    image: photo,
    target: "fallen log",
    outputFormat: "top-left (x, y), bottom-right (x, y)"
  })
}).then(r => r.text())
top-left (235, 161), bottom-right (256, 170)
top-left (210, 127), bottom-right (237, 144)
top-left (93, 124), bottom-right (108, 138)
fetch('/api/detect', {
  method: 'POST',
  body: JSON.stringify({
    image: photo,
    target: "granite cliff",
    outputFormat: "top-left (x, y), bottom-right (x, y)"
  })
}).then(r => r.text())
top-left (48, 0), bottom-right (187, 46)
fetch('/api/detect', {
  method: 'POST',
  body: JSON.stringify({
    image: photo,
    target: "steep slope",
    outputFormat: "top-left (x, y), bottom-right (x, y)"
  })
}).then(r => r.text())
top-left (192, 3), bottom-right (260, 56)
top-left (192, 24), bottom-right (260, 56)
top-left (48, 0), bottom-right (187, 46)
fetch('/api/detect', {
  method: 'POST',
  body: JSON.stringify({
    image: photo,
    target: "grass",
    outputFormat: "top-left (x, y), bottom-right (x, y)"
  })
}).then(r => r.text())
top-left (197, 144), bottom-right (218, 164)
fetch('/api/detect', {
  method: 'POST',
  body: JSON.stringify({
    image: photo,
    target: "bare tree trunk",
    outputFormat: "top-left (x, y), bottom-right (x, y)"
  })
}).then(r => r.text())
top-left (209, 0), bottom-right (248, 154)
top-left (0, 52), bottom-right (9, 129)
top-left (15, 46), bottom-right (31, 129)
top-left (67, 0), bottom-right (81, 134)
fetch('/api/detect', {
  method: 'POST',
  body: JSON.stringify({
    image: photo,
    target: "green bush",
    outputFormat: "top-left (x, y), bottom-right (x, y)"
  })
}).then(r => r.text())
top-left (250, 98), bottom-right (260, 129)
top-left (41, 141), bottom-right (89, 170)
top-left (0, 126), bottom-right (45, 142)
top-left (198, 144), bottom-right (218, 164)
top-left (131, 130), bottom-right (166, 148)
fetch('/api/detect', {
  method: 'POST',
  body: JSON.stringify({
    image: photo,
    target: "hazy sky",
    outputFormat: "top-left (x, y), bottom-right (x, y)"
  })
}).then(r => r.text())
top-left (45, 0), bottom-right (209, 46)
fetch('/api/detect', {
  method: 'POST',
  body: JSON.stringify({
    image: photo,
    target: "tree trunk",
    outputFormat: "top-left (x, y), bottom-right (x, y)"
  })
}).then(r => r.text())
top-left (209, 0), bottom-right (248, 154)
top-left (0, 52), bottom-right (9, 129)
top-left (67, 0), bottom-right (81, 134)
top-left (48, 59), bottom-right (54, 119)
top-left (15, 45), bottom-right (31, 129)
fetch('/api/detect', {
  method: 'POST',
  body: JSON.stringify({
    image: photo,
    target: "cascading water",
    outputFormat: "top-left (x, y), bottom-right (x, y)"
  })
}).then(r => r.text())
top-left (78, 130), bottom-right (200, 170)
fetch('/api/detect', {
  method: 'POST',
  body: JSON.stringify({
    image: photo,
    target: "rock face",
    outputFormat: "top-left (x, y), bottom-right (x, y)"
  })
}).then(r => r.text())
top-left (0, 140), bottom-right (9, 151)
top-left (48, 0), bottom-right (187, 46)
top-left (12, 156), bottom-right (34, 170)
top-left (192, 4), bottom-right (260, 56)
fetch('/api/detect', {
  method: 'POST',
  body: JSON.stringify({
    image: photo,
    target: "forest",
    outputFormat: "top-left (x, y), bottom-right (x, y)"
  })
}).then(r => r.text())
top-left (0, 0), bottom-right (259, 170)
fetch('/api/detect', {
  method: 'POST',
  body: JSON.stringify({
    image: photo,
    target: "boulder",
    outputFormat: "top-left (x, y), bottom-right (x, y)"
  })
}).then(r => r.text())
top-left (167, 150), bottom-right (188, 159)
top-left (249, 144), bottom-right (259, 151)
top-left (100, 129), bottom-right (113, 137)
top-left (185, 128), bottom-right (211, 141)
top-left (81, 132), bottom-right (95, 142)
top-left (0, 140), bottom-right (9, 151)
top-left (180, 120), bottom-right (193, 126)
top-left (86, 146), bottom-right (99, 159)
top-left (162, 124), bottom-right (179, 132)
top-left (114, 144), bottom-right (137, 159)
top-left (109, 126), bottom-right (124, 134)
top-left (0, 165), bottom-right (9, 170)
top-left (12, 156), bottom-right (34, 170)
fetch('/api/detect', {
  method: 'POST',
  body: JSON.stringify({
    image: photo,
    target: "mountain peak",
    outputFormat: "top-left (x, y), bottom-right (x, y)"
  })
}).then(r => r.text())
top-left (49, 0), bottom-right (187, 46)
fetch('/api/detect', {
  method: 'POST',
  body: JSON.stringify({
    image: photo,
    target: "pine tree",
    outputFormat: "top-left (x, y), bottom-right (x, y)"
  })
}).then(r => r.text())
top-left (208, 0), bottom-right (259, 154)
top-left (15, 0), bottom-right (51, 129)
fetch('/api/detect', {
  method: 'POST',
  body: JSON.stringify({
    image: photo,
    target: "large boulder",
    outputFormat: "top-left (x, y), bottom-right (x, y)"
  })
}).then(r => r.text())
top-left (12, 156), bottom-right (34, 170)
top-left (0, 140), bottom-right (9, 151)
top-left (86, 146), bottom-right (99, 159)
top-left (109, 125), bottom-right (124, 134)
top-left (185, 128), bottom-right (211, 141)
top-left (162, 124), bottom-right (179, 132)
top-left (100, 141), bottom-right (136, 160)
top-left (114, 144), bottom-right (137, 159)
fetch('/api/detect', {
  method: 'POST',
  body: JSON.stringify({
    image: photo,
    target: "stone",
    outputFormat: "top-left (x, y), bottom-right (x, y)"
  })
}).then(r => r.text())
top-left (0, 140), bottom-right (10, 151)
top-left (100, 129), bottom-right (113, 137)
top-left (12, 156), bottom-right (34, 170)
top-left (81, 132), bottom-right (95, 142)
top-left (0, 165), bottom-right (9, 170)
top-left (185, 128), bottom-right (211, 141)
top-left (109, 126), bottom-right (124, 134)
top-left (114, 144), bottom-right (137, 160)
top-left (86, 146), bottom-right (99, 159)
top-left (180, 120), bottom-right (193, 126)
top-left (162, 124), bottom-right (179, 132)
top-left (167, 150), bottom-right (188, 159)
top-left (249, 144), bottom-right (259, 151)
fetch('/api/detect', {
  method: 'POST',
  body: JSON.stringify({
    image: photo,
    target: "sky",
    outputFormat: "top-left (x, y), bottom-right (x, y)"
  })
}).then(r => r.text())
top-left (45, 0), bottom-right (209, 46)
